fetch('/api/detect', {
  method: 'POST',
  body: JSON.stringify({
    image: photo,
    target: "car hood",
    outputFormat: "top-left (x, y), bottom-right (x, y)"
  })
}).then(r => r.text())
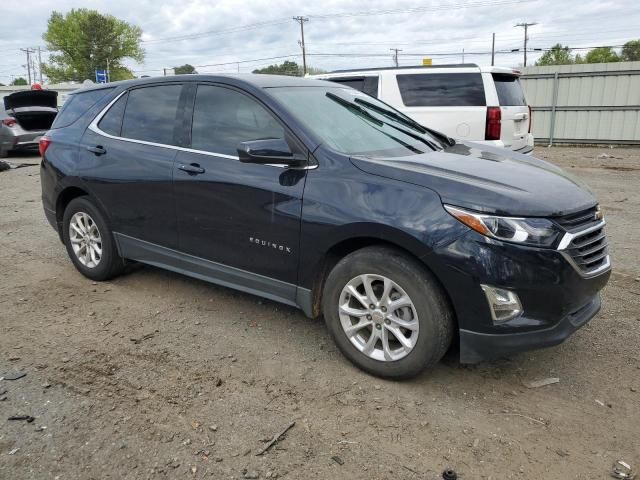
top-left (350, 141), bottom-right (597, 217)
top-left (4, 90), bottom-right (58, 110)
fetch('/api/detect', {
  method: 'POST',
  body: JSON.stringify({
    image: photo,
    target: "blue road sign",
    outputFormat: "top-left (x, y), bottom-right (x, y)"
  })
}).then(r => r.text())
top-left (95, 69), bottom-right (108, 83)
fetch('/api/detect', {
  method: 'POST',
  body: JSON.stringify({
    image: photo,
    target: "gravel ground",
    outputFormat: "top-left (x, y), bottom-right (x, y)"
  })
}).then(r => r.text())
top-left (0, 147), bottom-right (639, 480)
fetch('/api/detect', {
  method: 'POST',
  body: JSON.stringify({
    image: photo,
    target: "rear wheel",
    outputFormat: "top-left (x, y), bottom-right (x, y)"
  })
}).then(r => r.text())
top-left (62, 197), bottom-right (124, 281)
top-left (322, 246), bottom-right (454, 379)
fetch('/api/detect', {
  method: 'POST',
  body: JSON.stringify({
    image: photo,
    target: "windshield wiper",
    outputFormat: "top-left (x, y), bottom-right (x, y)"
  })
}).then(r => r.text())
top-left (325, 92), bottom-right (383, 127)
top-left (354, 98), bottom-right (456, 148)
top-left (327, 92), bottom-right (437, 152)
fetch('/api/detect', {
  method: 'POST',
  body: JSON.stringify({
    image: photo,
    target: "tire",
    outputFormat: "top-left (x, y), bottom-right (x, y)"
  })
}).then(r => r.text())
top-left (62, 197), bottom-right (124, 281)
top-left (322, 246), bottom-right (454, 379)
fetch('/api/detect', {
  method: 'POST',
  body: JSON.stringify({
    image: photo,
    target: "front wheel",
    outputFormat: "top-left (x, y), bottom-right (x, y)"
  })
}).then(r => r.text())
top-left (322, 246), bottom-right (454, 379)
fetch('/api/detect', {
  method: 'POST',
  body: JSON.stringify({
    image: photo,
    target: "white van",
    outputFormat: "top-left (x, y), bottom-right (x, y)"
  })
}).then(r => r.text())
top-left (309, 64), bottom-right (534, 153)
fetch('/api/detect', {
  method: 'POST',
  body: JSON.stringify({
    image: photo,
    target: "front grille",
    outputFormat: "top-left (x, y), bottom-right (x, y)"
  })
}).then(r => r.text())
top-left (554, 206), bottom-right (599, 231)
top-left (564, 223), bottom-right (609, 275)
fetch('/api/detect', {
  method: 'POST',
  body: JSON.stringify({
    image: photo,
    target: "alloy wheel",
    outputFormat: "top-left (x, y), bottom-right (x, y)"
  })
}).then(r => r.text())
top-left (338, 274), bottom-right (419, 362)
top-left (69, 212), bottom-right (102, 269)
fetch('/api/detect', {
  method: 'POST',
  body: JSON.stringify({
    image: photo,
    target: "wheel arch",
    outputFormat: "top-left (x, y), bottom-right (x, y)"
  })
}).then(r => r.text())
top-left (55, 186), bottom-right (89, 238)
top-left (306, 228), bottom-right (457, 332)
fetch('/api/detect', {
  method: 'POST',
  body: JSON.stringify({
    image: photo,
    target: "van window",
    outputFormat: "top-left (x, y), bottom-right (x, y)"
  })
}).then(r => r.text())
top-left (492, 74), bottom-right (527, 106)
top-left (327, 76), bottom-right (379, 98)
top-left (121, 85), bottom-right (182, 145)
top-left (98, 93), bottom-right (128, 136)
top-left (191, 85), bottom-right (285, 156)
top-left (51, 87), bottom-right (114, 129)
top-left (396, 73), bottom-right (485, 107)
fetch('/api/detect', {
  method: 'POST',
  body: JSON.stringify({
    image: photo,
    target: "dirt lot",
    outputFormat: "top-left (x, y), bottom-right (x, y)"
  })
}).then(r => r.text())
top-left (1, 147), bottom-right (639, 480)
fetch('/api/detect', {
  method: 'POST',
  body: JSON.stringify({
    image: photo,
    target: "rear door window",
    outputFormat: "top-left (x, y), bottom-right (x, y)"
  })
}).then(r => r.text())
top-left (492, 74), bottom-right (527, 106)
top-left (328, 76), bottom-right (379, 98)
top-left (191, 85), bottom-right (285, 156)
top-left (396, 73), bottom-right (485, 107)
top-left (121, 85), bottom-right (182, 145)
top-left (51, 87), bottom-right (114, 129)
top-left (98, 93), bottom-right (128, 136)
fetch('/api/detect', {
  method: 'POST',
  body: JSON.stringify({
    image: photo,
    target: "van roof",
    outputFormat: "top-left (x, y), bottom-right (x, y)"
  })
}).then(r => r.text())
top-left (309, 64), bottom-right (521, 77)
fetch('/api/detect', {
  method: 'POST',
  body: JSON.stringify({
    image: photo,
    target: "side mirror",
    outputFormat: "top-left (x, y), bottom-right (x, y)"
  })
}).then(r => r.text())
top-left (237, 138), bottom-right (306, 167)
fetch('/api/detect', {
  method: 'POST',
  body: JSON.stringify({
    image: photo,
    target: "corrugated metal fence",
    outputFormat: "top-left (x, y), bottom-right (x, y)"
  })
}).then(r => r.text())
top-left (521, 61), bottom-right (640, 145)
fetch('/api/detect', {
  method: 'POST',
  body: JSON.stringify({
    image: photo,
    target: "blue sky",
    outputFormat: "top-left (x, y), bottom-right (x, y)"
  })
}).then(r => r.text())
top-left (0, 0), bottom-right (639, 84)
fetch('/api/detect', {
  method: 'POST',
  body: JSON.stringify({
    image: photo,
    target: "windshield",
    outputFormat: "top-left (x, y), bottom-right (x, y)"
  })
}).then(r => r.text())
top-left (269, 86), bottom-right (447, 157)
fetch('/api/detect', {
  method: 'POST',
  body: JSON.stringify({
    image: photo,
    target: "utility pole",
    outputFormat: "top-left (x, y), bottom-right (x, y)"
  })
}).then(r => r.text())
top-left (491, 33), bottom-right (495, 66)
top-left (390, 48), bottom-right (402, 68)
top-left (293, 16), bottom-right (309, 75)
top-left (462, 48), bottom-right (465, 63)
top-left (20, 48), bottom-right (35, 84)
top-left (106, 58), bottom-right (110, 83)
top-left (37, 46), bottom-right (43, 83)
top-left (514, 22), bottom-right (537, 67)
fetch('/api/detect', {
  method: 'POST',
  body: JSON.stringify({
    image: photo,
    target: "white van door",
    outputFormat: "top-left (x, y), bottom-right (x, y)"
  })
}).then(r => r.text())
top-left (491, 73), bottom-right (530, 150)
top-left (381, 71), bottom-right (487, 142)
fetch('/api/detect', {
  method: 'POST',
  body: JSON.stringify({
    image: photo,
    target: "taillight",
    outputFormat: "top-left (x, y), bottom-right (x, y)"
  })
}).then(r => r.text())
top-left (2, 118), bottom-right (17, 127)
top-left (485, 107), bottom-right (501, 141)
top-left (528, 105), bottom-right (532, 133)
top-left (39, 136), bottom-right (52, 157)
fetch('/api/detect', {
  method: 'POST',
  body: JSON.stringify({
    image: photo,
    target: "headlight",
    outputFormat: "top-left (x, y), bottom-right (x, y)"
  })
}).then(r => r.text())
top-left (444, 205), bottom-right (561, 247)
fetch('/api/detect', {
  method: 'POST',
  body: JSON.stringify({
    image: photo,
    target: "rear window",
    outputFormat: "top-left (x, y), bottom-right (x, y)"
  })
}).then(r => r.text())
top-left (51, 88), bottom-right (114, 129)
top-left (492, 74), bottom-right (527, 106)
top-left (327, 76), bottom-right (379, 98)
top-left (121, 85), bottom-right (182, 145)
top-left (396, 73), bottom-right (485, 107)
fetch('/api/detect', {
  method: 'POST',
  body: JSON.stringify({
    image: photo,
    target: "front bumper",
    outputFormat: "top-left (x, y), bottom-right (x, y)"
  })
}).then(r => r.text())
top-left (424, 229), bottom-right (611, 363)
top-left (459, 294), bottom-right (601, 363)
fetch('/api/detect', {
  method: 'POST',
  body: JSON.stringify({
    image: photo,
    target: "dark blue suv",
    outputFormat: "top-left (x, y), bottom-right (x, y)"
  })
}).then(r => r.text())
top-left (40, 75), bottom-right (610, 378)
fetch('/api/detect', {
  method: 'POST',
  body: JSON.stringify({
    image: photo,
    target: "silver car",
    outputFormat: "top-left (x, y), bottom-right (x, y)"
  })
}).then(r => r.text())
top-left (1, 90), bottom-right (58, 157)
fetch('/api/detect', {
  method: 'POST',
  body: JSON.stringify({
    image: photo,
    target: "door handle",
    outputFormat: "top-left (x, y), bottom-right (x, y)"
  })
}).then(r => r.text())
top-left (87, 145), bottom-right (107, 156)
top-left (178, 163), bottom-right (205, 174)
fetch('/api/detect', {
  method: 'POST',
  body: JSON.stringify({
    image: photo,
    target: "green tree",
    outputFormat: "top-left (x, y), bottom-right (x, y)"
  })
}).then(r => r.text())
top-left (42, 9), bottom-right (144, 83)
top-left (253, 61), bottom-right (302, 76)
top-left (621, 40), bottom-right (640, 61)
top-left (174, 64), bottom-right (197, 74)
top-left (535, 44), bottom-right (574, 66)
top-left (10, 77), bottom-right (28, 86)
top-left (584, 47), bottom-right (620, 64)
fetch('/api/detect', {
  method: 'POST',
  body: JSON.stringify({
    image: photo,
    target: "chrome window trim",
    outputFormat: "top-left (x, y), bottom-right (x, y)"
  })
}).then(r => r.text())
top-left (88, 89), bottom-right (317, 169)
top-left (556, 219), bottom-right (610, 278)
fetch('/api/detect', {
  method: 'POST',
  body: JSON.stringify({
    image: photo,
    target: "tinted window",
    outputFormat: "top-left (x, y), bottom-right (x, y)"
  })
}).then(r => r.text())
top-left (329, 76), bottom-right (379, 98)
top-left (396, 73), bottom-right (485, 107)
top-left (492, 74), bottom-right (527, 106)
top-left (191, 85), bottom-right (284, 156)
top-left (51, 88), bottom-right (114, 129)
top-left (121, 85), bottom-right (182, 145)
top-left (98, 93), bottom-right (128, 136)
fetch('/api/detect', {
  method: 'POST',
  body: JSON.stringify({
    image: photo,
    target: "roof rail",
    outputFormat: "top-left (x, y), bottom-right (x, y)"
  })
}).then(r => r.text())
top-left (328, 63), bottom-right (479, 74)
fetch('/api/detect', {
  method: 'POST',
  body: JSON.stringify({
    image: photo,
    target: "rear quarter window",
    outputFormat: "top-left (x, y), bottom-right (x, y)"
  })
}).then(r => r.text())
top-left (492, 74), bottom-right (527, 106)
top-left (51, 88), bottom-right (114, 129)
top-left (396, 73), bottom-right (485, 107)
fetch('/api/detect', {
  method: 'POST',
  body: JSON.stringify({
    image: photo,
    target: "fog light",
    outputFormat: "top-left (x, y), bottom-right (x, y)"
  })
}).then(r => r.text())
top-left (480, 285), bottom-right (523, 323)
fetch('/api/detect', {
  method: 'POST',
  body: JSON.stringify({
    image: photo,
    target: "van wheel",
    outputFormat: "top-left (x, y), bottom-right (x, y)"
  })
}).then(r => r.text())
top-left (62, 197), bottom-right (124, 281)
top-left (322, 246), bottom-right (454, 379)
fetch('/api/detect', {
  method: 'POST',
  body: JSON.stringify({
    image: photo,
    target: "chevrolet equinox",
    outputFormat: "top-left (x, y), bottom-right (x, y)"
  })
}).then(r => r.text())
top-left (40, 75), bottom-right (611, 378)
